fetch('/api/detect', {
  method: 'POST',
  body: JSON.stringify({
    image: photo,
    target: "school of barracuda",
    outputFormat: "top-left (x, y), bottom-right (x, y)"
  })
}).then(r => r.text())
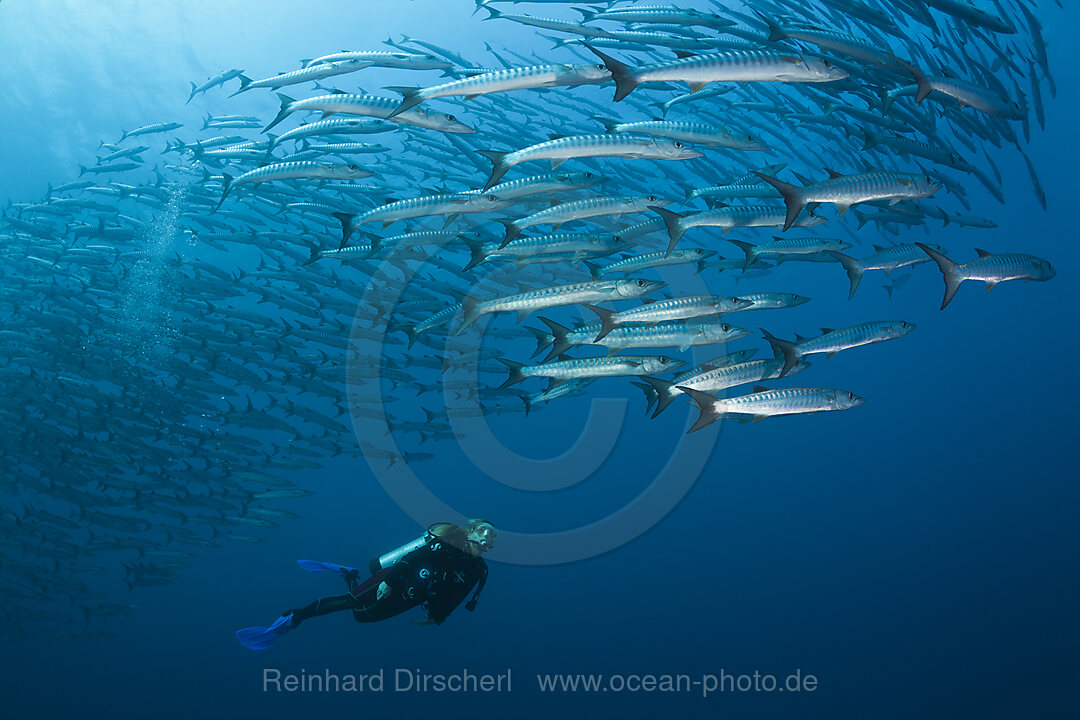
top-left (0, 0), bottom-right (1059, 639)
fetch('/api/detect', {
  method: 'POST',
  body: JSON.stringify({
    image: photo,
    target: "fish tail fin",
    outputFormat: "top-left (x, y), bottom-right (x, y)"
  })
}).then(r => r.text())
top-left (476, 149), bottom-right (510, 191)
top-left (905, 62), bottom-right (933, 104)
top-left (677, 386), bottom-right (722, 433)
top-left (725, 238), bottom-right (756, 272)
top-left (480, 3), bottom-right (502, 20)
top-left (229, 74), bottom-right (252, 97)
top-left (213, 173), bottom-right (233, 213)
top-left (493, 217), bottom-right (520, 248)
top-left (78, 164), bottom-right (88, 177)
top-left (862, 130), bottom-right (878, 150)
top-left (572, 6), bottom-right (597, 22)
top-left (186, 81), bottom-right (198, 104)
top-left (755, 12), bottom-right (787, 42)
top-left (263, 93), bottom-right (295, 132)
top-left (915, 242), bottom-right (961, 309)
top-left (521, 393), bottom-right (535, 417)
top-left (538, 317), bottom-right (573, 360)
top-left (384, 86), bottom-right (423, 118)
top-left (456, 295), bottom-right (483, 334)
top-left (302, 246), bottom-right (322, 266)
top-left (584, 303), bottom-right (616, 341)
top-left (402, 324), bottom-right (421, 349)
top-left (639, 376), bottom-right (677, 418)
top-left (752, 171), bottom-right (803, 231)
top-left (583, 259), bottom-right (601, 280)
top-left (760, 328), bottom-right (798, 378)
top-left (521, 325), bottom-right (554, 359)
top-left (332, 212), bottom-right (356, 249)
top-left (592, 115), bottom-right (620, 134)
top-left (496, 358), bottom-right (526, 389)
top-left (651, 206), bottom-right (685, 255)
top-left (584, 44), bottom-right (638, 102)
top-left (463, 238), bottom-right (488, 271)
top-left (826, 251), bottom-right (864, 300)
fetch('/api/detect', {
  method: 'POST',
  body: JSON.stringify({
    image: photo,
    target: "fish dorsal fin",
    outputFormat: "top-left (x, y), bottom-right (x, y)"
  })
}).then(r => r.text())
top-left (330, 88), bottom-right (349, 95)
top-left (687, 81), bottom-right (709, 93)
top-left (794, 333), bottom-right (810, 342)
top-left (673, 51), bottom-right (697, 59)
top-left (548, 134), bottom-right (565, 141)
top-left (820, 327), bottom-right (836, 334)
top-left (751, 385), bottom-right (770, 393)
top-left (825, 168), bottom-right (843, 179)
top-left (639, 297), bottom-right (657, 304)
top-left (975, 248), bottom-right (992, 258)
top-left (383, 197), bottom-right (399, 205)
top-left (873, 244), bottom-right (886, 252)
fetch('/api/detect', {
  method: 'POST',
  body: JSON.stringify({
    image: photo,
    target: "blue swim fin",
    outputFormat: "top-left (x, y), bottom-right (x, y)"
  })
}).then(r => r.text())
top-left (297, 559), bottom-right (360, 577)
top-left (235, 612), bottom-right (294, 652)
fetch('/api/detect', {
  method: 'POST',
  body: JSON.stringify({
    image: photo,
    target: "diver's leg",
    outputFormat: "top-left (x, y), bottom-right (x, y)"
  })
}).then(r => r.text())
top-left (288, 593), bottom-right (357, 628)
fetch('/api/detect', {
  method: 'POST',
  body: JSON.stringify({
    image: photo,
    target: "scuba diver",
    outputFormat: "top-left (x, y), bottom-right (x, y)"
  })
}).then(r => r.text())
top-left (235, 519), bottom-right (496, 651)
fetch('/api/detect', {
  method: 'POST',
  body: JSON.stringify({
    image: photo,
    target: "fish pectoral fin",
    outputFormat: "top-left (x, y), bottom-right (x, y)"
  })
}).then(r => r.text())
top-left (678, 343), bottom-right (692, 352)
top-left (739, 415), bottom-right (768, 424)
top-left (985, 281), bottom-right (997, 292)
top-left (687, 81), bottom-right (710, 94)
top-left (836, 203), bottom-right (850, 216)
top-left (826, 352), bottom-right (838, 358)
top-left (550, 158), bottom-right (567, 170)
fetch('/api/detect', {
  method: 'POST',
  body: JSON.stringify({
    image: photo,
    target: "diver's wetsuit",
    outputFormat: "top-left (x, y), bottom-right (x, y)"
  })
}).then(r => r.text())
top-left (289, 537), bottom-right (488, 627)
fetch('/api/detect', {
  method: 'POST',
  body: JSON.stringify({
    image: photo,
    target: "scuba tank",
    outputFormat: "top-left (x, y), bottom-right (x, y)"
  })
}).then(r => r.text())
top-left (367, 523), bottom-right (453, 574)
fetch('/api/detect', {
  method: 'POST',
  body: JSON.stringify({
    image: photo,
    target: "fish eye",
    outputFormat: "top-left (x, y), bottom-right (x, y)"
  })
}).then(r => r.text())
top-left (847, 392), bottom-right (854, 400)
top-left (721, 323), bottom-right (731, 331)
top-left (446, 114), bottom-right (457, 122)
top-left (647, 195), bottom-right (656, 201)
top-left (585, 172), bottom-right (594, 178)
top-left (673, 141), bottom-right (683, 148)
top-left (596, 64), bottom-right (605, 70)
top-left (636, 279), bottom-right (645, 286)
top-left (659, 356), bottom-right (669, 364)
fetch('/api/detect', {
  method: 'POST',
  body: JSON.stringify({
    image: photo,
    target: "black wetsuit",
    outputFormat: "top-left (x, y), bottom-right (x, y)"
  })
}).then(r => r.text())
top-left (289, 538), bottom-right (488, 627)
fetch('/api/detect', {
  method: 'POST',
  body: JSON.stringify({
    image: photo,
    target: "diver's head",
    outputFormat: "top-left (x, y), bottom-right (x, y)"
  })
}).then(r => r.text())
top-left (464, 519), bottom-right (497, 555)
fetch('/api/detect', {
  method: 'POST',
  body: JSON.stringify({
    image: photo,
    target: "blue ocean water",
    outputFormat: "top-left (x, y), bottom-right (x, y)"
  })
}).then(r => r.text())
top-left (0, 1), bottom-right (1077, 717)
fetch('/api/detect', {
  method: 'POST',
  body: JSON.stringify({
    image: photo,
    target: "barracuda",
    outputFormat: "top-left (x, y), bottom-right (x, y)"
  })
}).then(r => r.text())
top-left (456, 278), bottom-right (665, 334)
top-left (466, 232), bottom-right (622, 270)
top-left (538, 316), bottom-right (749, 358)
top-left (498, 354), bottom-right (684, 389)
top-left (301, 50), bottom-right (452, 70)
top-left (497, 194), bottom-right (671, 246)
top-left (594, 117), bottom-right (769, 151)
top-left (638, 357), bottom-right (812, 417)
top-left (586, 45), bottom-right (849, 102)
top-left (585, 295), bottom-right (754, 341)
top-left (827, 243), bottom-right (947, 299)
top-left (263, 93), bottom-right (474, 134)
top-left (465, 171), bottom-right (605, 200)
top-left (230, 60), bottom-right (370, 96)
top-left (652, 205), bottom-right (827, 255)
top-left (586, 248), bottom-right (714, 278)
top-left (762, 321), bottom-right (916, 377)
top-left (679, 386), bottom-right (865, 432)
top-left (386, 63), bottom-right (610, 117)
top-left (334, 193), bottom-right (513, 247)
top-left (268, 118), bottom-right (398, 150)
top-left (726, 236), bottom-right (851, 271)
top-left (478, 134), bottom-right (701, 191)
top-left (916, 244), bottom-right (1056, 310)
top-left (753, 170), bottom-right (942, 232)
top-left (214, 162), bottom-right (373, 211)
top-left (187, 69), bottom-right (244, 104)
